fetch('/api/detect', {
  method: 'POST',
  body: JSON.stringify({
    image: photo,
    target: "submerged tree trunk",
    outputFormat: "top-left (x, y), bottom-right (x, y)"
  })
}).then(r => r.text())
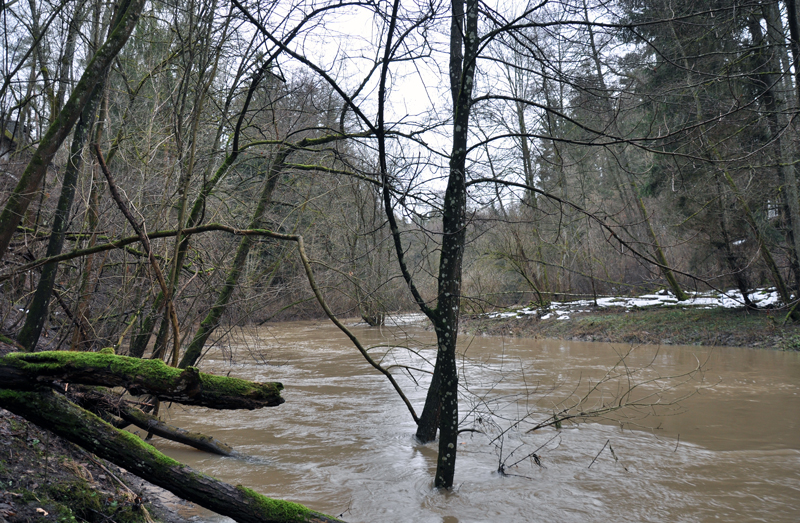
top-left (374, 0), bottom-right (476, 488)
top-left (414, 360), bottom-right (441, 442)
top-left (406, 0), bottom-right (478, 489)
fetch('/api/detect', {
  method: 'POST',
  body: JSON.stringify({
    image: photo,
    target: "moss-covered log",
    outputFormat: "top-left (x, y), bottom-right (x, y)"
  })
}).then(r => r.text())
top-left (0, 351), bottom-right (283, 409)
top-left (0, 389), bottom-right (344, 523)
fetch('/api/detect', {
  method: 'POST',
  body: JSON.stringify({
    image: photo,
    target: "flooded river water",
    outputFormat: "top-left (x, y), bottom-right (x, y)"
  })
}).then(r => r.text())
top-left (155, 320), bottom-right (800, 522)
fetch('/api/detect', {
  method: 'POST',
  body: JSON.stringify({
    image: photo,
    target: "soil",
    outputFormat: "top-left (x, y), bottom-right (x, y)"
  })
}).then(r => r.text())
top-left (0, 407), bottom-right (192, 523)
top-left (460, 305), bottom-right (800, 350)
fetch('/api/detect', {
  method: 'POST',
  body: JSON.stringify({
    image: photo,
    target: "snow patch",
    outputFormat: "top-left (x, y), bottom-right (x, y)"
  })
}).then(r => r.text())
top-left (484, 288), bottom-right (781, 320)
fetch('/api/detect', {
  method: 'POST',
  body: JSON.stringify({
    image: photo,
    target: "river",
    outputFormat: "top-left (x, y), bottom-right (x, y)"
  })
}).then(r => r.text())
top-left (154, 319), bottom-right (800, 522)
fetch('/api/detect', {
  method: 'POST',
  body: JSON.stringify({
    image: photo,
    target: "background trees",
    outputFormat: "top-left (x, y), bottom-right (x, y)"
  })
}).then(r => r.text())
top-left (2, 0), bottom-right (800, 490)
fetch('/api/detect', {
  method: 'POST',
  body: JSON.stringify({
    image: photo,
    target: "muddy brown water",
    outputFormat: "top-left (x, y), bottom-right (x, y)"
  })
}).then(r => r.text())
top-left (153, 320), bottom-right (800, 522)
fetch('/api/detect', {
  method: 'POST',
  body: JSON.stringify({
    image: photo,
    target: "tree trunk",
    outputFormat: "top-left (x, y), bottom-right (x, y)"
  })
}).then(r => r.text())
top-left (429, 0), bottom-right (478, 489)
top-left (119, 404), bottom-right (234, 455)
top-left (414, 360), bottom-right (441, 442)
top-left (17, 81), bottom-right (104, 350)
top-left (70, 146), bottom-right (104, 350)
top-left (0, 350), bottom-right (284, 409)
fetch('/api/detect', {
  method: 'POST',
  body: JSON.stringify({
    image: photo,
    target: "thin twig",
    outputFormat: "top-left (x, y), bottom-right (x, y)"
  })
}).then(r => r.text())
top-left (94, 144), bottom-right (180, 365)
top-left (588, 439), bottom-right (610, 469)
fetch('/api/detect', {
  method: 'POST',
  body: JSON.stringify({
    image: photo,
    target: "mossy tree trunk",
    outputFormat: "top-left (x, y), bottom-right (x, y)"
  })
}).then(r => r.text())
top-left (0, 351), bottom-right (284, 409)
top-left (17, 82), bottom-right (104, 350)
top-left (0, 0), bottom-right (145, 262)
top-left (0, 390), bottom-right (343, 523)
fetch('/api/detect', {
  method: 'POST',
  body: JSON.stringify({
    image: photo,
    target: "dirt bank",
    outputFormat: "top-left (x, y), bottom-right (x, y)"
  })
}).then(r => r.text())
top-left (460, 306), bottom-right (800, 350)
top-left (0, 407), bottom-right (191, 523)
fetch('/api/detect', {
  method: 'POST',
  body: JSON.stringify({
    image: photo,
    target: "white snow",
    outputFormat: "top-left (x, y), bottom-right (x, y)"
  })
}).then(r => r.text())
top-left (485, 288), bottom-right (781, 320)
top-left (354, 289), bottom-right (782, 327)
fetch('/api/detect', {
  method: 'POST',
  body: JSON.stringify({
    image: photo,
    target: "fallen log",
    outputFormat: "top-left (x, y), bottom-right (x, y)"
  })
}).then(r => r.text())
top-left (119, 403), bottom-right (235, 456)
top-left (0, 351), bottom-right (283, 409)
top-left (71, 386), bottom-right (235, 456)
top-left (0, 388), bottom-right (345, 523)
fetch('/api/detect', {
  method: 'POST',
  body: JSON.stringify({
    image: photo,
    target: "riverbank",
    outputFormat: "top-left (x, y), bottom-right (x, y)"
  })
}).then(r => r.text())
top-left (0, 407), bottom-right (187, 523)
top-left (460, 305), bottom-right (800, 349)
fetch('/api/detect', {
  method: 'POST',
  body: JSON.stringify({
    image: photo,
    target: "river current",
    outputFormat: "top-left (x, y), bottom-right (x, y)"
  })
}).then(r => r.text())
top-left (153, 320), bottom-right (800, 522)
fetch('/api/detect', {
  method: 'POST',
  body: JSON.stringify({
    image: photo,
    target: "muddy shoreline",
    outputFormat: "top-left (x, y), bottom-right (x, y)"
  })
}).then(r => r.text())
top-left (460, 306), bottom-right (800, 350)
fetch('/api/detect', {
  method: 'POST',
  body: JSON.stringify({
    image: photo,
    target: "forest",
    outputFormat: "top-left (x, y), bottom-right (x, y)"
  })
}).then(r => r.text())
top-left (1, 0), bottom-right (799, 518)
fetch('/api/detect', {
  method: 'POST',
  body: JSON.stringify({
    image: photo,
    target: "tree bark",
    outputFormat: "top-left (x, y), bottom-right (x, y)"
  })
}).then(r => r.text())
top-left (17, 81), bottom-right (104, 350)
top-left (0, 389), bottom-right (344, 523)
top-left (0, 351), bottom-right (284, 409)
top-left (414, 360), bottom-right (441, 442)
top-left (747, 5), bottom-right (800, 297)
top-left (426, 0), bottom-right (479, 489)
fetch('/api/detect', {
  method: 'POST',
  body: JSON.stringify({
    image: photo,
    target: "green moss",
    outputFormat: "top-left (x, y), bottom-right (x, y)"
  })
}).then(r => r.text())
top-left (200, 372), bottom-right (283, 395)
top-left (0, 334), bottom-right (22, 348)
top-left (113, 428), bottom-right (182, 469)
top-left (99, 347), bottom-right (115, 354)
top-left (45, 480), bottom-right (151, 523)
top-left (46, 481), bottom-right (103, 520)
top-left (0, 389), bottom-right (26, 402)
top-left (19, 487), bottom-right (39, 503)
top-left (1, 351), bottom-right (180, 380)
top-left (236, 485), bottom-right (311, 521)
top-left (1, 352), bottom-right (283, 402)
